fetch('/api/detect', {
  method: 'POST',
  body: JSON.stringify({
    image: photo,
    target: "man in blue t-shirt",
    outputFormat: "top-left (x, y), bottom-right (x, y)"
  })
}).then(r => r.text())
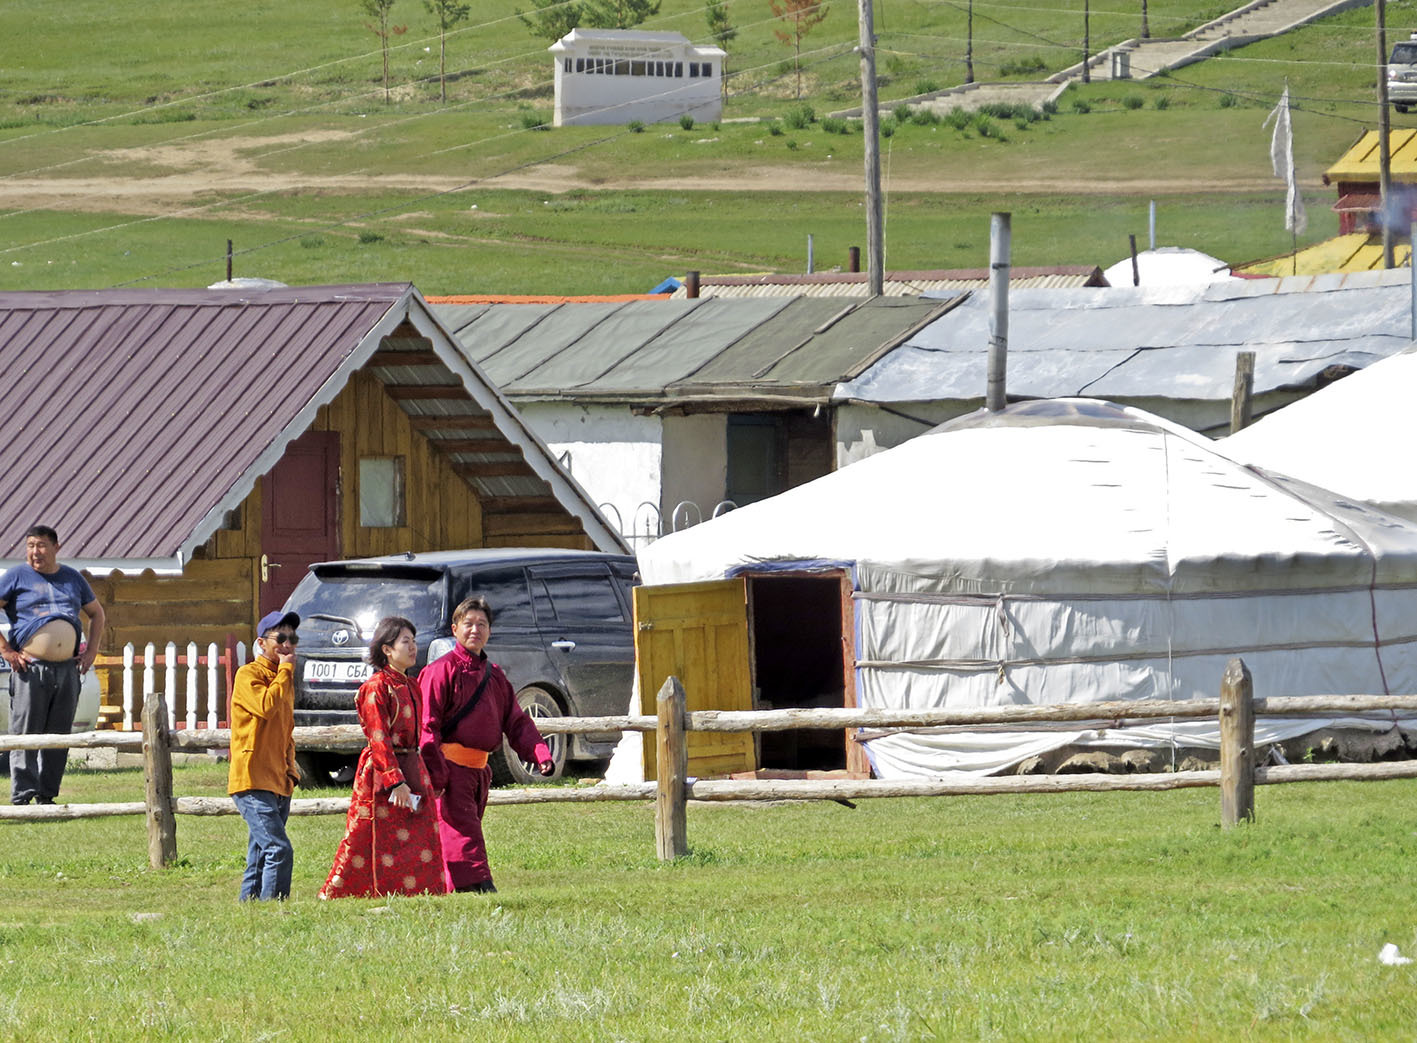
top-left (0, 525), bottom-right (106, 805)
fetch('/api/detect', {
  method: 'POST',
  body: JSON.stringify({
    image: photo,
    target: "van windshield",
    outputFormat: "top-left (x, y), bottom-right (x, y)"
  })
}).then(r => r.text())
top-left (1392, 43), bottom-right (1417, 64)
top-left (285, 567), bottom-right (445, 639)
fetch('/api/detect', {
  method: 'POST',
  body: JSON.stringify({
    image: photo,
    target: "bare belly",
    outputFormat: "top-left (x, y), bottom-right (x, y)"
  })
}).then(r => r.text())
top-left (23, 619), bottom-right (78, 661)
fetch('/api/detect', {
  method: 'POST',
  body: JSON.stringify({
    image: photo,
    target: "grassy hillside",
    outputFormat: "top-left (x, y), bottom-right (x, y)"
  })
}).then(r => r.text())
top-left (0, 0), bottom-right (1401, 292)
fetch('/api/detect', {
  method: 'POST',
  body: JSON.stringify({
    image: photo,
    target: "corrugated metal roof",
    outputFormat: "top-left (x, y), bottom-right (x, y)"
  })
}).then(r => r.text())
top-left (837, 270), bottom-right (1417, 406)
top-left (667, 266), bottom-right (1107, 298)
top-left (439, 295), bottom-right (958, 404)
top-left (1325, 129), bottom-right (1417, 182)
top-left (0, 284), bottom-right (623, 568)
top-left (1236, 233), bottom-right (1413, 276)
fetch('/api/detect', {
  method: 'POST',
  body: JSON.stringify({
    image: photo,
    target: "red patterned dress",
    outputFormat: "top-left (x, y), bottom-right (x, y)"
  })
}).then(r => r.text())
top-left (319, 668), bottom-right (448, 899)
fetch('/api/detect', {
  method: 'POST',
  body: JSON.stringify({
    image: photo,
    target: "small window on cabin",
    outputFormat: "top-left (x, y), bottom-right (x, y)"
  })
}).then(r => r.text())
top-left (614, 60), bottom-right (629, 75)
top-left (689, 62), bottom-right (699, 77)
top-left (564, 59), bottom-right (571, 72)
top-left (674, 62), bottom-right (684, 77)
top-left (359, 457), bottom-right (406, 528)
top-left (701, 62), bottom-right (713, 77)
top-left (631, 61), bottom-right (645, 76)
top-left (575, 58), bottom-right (584, 73)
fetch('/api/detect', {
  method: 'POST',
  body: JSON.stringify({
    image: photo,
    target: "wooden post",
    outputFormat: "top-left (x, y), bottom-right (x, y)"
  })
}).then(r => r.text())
top-left (655, 676), bottom-right (688, 860)
top-left (141, 687), bottom-right (177, 868)
top-left (1219, 657), bottom-right (1255, 827)
top-left (1230, 351), bottom-right (1255, 434)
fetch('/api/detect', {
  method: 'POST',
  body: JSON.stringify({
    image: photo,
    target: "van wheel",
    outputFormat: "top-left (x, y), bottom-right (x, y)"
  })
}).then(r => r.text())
top-left (492, 686), bottom-right (565, 786)
top-left (296, 752), bottom-right (357, 788)
top-left (1398, 104), bottom-right (1411, 113)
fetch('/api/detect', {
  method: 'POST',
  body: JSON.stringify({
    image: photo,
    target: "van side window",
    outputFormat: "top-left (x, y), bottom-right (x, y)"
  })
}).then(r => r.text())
top-left (531, 565), bottom-right (626, 623)
top-left (453, 567), bottom-right (535, 628)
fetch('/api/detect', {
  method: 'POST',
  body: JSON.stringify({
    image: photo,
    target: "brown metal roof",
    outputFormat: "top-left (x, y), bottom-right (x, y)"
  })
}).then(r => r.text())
top-left (0, 284), bottom-right (623, 569)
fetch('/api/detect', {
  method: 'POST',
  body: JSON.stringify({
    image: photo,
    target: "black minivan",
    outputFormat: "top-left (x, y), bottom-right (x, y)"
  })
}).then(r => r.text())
top-left (281, 548), bottom-right (638, 785)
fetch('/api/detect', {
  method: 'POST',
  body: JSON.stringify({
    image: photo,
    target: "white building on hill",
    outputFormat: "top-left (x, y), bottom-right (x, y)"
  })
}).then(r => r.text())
top-left (550, 29), bottom-right (724, 127)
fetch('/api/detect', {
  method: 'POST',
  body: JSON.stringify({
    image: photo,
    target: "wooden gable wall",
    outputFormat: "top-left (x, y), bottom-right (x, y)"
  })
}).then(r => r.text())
top-left (87, 359), bottom-right (592, 715)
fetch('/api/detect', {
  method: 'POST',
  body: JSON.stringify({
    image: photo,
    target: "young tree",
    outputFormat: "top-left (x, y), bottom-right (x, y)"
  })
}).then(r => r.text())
top-left (583, 0), bottom-right (660, 29)
top-left (361, 0), bottom-right (407, 104)
top-left (517, 0), bottom-right (584, 43)
top-left (424, 0), bottom-right (471, 103)
top-left (707, 0), bottom-right (736, 94)
top-left (770, 0), bottom-right (829, 100)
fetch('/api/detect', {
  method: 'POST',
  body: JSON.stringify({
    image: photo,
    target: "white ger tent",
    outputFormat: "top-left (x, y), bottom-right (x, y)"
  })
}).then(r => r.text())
top-left (632, 398), bottom-right (1417, 778)
top-left (1224, 343), bottom-right (1417, 524)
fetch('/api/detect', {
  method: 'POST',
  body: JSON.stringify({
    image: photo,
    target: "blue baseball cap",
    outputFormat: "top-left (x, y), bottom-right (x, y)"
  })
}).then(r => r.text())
top-left (256, 610), bottom-right (300, 637)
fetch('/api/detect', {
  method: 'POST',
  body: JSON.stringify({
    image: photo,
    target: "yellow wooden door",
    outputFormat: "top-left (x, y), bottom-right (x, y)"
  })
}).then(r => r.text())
top-left (635, 578), bottom-right (755, 779)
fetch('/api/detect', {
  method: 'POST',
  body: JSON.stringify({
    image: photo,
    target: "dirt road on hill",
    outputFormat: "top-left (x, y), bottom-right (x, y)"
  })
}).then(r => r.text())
top-left (0, 131), bottom-right (1275, 215)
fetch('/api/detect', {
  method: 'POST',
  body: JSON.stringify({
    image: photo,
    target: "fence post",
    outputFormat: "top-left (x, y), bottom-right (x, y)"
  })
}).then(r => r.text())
top-left (206, 642), bottom-right (220, 729)
top-left (141, 685), bottom-right (177, 868)
top-left (1219, 657), bottom-right (1255, 827)
top-left (655, 676), bottom-right (688, 860)
top-left (185, 641), bottom-right (199, 730)
top-left (165, 641), bottom-right (178, 731)
top-left (122, 643), bottom-right (135, 730)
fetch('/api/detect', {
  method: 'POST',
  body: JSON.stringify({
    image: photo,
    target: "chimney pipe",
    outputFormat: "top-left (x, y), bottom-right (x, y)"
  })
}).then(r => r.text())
top-left (986, 213), bottom-right (1011, 412)
top-left (848, 246), bottom-right (860, 273)
top-left (685, 270), bottom-right (700, 299)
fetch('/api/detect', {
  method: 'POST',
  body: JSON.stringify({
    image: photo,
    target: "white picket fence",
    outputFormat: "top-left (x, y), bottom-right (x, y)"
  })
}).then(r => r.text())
top-left (101, 641), bottom-right (250, 731)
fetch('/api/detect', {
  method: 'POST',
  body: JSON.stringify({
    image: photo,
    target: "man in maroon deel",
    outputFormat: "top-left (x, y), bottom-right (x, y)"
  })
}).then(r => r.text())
top-left (419, 595), bottom-right (553, 893)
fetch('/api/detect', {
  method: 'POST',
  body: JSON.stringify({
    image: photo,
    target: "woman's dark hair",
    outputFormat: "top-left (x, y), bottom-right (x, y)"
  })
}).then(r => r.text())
top-left (367, 616), bottom-right (416, 669)
top-left (452, 596), bottom-right (494, 626)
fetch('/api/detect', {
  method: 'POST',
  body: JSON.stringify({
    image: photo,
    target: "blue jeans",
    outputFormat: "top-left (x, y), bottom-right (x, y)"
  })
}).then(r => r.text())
top-left (232, 789), bottom-right (293, 901)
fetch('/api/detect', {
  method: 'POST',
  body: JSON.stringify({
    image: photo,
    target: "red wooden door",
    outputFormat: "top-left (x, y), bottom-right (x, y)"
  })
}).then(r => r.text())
top-left (260, 431), bottom-right (340, 616)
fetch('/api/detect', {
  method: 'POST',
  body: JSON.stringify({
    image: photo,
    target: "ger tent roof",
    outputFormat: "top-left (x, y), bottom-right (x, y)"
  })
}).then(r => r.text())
top-left (638, 399), bottom-right (1417, 776)
top-left (1224, 343), bottom-right (1417, 522)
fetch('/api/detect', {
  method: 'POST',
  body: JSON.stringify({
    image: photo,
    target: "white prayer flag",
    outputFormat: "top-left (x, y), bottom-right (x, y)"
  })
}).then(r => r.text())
top-left (1263, 84), bottom-right (1308, 235)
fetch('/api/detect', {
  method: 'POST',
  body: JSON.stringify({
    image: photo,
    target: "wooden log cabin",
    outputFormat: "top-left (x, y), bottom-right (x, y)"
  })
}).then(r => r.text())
top-left (0, 284), bottom-right (625, 725)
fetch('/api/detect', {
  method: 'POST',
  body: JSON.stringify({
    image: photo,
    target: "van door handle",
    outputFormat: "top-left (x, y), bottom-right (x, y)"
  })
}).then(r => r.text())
top-left (551, 640), bottom-right (576, 652)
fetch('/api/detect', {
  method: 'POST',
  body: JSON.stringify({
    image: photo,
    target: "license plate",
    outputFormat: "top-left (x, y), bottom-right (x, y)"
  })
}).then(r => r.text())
top-left (303, 659), bottom-right (373, 684)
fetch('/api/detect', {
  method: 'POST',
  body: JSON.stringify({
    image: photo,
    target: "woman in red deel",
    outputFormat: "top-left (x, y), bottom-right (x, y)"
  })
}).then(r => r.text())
top-left (320, 616), bottom-right (448, 899)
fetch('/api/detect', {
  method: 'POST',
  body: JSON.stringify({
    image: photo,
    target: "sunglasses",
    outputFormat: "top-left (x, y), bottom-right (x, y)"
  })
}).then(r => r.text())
top-left (265, 631), bottom-right (300, 645)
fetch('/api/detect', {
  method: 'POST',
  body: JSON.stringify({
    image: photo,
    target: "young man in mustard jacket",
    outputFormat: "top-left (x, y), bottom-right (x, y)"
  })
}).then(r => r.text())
top-left (228, 610), bottom-right (302, 901)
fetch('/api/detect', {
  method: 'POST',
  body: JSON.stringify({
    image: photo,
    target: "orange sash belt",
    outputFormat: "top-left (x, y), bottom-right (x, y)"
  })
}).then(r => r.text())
top-left (440, 742), bottom-right (490, 770)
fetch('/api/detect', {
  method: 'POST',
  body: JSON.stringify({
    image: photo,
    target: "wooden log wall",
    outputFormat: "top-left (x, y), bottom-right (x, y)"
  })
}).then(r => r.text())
top-left (85, 342), bottom-right (599, 712)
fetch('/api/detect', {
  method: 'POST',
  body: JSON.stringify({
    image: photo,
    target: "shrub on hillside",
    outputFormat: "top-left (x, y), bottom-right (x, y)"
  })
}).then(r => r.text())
top-left (1123, 96), bottom-right (1144, 110)
top-left (1219, 93), bottom-right (1237, 108)
top-left (820, 116), bottom-right (850, 134)
top-left (783, 104), bottom-right (815, 130)
top-left (627, 119), bottom-right (645, 133)
top-left (520, 111), bottom-right (550, 130)
top-left (1154, 95), bottom-right (1171, 110)
top-left (910, 107), bottom-right (941, 126)
top-left (893, 103), bottom-right (913, 122)
top-left (1071, 98), bottom-right (1091, 114)
top-left (944, 107), bottom-right (970, 130)
top-left (1000, 55), bottom-right (1048, 77)
top-left (679, 114), bottom-right (695, 130)
top-left (915, 79), bottom-right (941, 95)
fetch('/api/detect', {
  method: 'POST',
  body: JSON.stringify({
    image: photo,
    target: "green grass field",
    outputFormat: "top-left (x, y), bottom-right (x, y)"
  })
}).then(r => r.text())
top-left (3, 762), bottom-right (1416, 1039)
top-left (0, 0), bottom-right (1402, 292)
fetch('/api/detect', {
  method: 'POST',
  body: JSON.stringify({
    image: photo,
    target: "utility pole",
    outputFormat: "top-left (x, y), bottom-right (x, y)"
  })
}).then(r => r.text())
top-left (1379, 0), bottom-right (1395, 268)
top-left (859, 0), bottom-right (885, 295)
top-left (966, 0), bottom-right (975, 84)
top-left (1083, 0), bottom-right (1091, 83)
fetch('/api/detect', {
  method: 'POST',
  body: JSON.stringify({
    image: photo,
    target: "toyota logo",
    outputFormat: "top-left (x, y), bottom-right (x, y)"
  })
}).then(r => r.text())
top-left (332, 629), bottom-right (351, 646)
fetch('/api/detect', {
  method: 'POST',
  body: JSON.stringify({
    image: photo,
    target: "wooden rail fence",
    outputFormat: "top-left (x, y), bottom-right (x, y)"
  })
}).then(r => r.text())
top-left (2, 658), bottom-right (1416, 867)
